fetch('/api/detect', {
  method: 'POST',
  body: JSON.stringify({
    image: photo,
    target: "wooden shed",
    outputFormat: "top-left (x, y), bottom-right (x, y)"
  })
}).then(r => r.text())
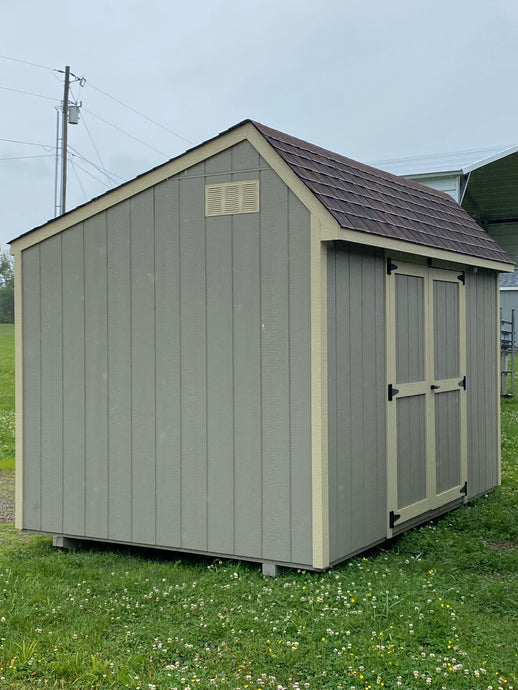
top-left (10, 120), bottom-right (513, 574)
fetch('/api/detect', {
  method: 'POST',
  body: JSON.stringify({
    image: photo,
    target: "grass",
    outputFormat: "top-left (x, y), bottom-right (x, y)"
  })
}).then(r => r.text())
top-left (0, 323), bottom-right (15, 469)
top-left (0, 326), bottom-right (516, 689)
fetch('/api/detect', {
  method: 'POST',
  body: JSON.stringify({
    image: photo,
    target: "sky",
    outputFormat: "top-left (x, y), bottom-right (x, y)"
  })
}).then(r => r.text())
top-left (1, 0), bottom-right (518, 249)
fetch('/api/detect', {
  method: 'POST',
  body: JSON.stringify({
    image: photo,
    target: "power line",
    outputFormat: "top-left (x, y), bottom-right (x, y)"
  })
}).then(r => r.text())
top-left (0, 84), bottom-right (58, 102)
top-left (69, 158), bottom-right (88, 199)
top-left (87, 81), bottom-right (194, 145)
top-left (0, 154), bottom-right (54, 161)
top-left (0, 55), bottom-right (193, 150)
top-left (79, 111), bottom-right (114, 186)
top-left (0, 54), bottom-right (55, 71)
top-left (0, 137), bottom-right (54, 150)
top-left (68, 145), bottom-right (125, 185)
top-left (67, 156), bottom-right (115, 188)
top-left (82, 107), bottom-right (169, 157)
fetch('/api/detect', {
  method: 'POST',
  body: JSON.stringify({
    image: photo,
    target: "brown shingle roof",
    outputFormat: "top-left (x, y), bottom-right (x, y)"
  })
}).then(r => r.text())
top-left (252, 121), bottom-right (513, 265)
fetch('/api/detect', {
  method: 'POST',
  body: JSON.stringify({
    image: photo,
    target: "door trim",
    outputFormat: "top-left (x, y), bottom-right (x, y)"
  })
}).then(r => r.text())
top-left (386, 261), bottom-right (467, 536)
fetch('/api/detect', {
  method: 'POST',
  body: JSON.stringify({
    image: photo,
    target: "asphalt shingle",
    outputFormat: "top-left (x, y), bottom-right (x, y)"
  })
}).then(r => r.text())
top-left (252, 121), bottom-right (512, 265)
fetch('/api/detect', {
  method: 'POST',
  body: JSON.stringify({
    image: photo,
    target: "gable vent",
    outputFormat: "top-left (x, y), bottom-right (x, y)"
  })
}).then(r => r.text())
top-left (205, 180), bottom-right (259, 216)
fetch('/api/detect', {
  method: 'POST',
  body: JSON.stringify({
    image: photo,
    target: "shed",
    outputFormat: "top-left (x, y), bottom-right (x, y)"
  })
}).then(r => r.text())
top-left (10, 120), bottom-right (513, 574)
top-left (374, 146), bottom-right (518, 321)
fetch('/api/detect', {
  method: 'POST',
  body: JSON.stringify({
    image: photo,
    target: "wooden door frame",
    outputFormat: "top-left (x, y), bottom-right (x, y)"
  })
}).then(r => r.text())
top-left (386, 259), bottom-right (467, 536)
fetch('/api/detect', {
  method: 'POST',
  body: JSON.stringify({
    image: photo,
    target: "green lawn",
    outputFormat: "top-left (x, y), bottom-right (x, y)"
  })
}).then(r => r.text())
top-left (0, 326), bottom-right (516, 689)
top-left (0, 323), bottom-right (14, 468)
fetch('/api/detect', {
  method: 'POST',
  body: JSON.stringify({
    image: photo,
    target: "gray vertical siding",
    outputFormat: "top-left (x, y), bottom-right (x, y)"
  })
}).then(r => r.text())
top-left (40, 236), bottom-right (63, 534)
top-left (21, 141), bottom-right (313, 567)
top-left (327, 243), bottom-right (386, 564)
top-left (466, 268), bottom-right (499, 496)
top-left (62, 226), bottom-right (86, 536)
top-left (232, 200), bottom-right (262, 559)
top-left (154, 180), bottom-right (181, 547)
top-left (84, 214), bottom-right (108, 539)
top-left (130, 189), bottom-right (157, 545)
top-left (179, 166), bottom-right (208, 552)
top-left (106, 202), bottom-right (132, 542)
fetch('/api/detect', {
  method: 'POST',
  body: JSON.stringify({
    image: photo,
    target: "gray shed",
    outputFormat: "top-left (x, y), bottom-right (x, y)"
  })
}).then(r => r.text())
top-left (10, 120), bottom-right (513, 573)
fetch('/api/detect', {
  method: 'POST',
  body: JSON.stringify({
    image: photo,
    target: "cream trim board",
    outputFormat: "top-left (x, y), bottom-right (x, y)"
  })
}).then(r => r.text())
top-left (385, 261), bottom-right (397, 537)
top-left (457, 270), bottom-right (468, 500)
top-left (326, 226), bottom-right (513, 273)
top-left (310, 220), bottom-right (329, 570)
top-left (13, 249), bottom-right (24, 528)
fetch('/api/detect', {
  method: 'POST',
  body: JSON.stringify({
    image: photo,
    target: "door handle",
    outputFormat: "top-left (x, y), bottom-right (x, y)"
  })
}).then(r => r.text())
top-left (431, 384), bottom-right (440, 390)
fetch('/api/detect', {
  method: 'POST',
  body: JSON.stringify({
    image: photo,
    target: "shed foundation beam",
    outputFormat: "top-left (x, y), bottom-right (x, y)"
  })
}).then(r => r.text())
top-left (262, 562), bottom-right (281, 577)
top-left (53, 535), bottom-right (80, 551)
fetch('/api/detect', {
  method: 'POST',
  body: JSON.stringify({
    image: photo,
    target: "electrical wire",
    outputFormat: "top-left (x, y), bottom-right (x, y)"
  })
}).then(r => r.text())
top-left (78, 111), bottom-right (115, 186)
top-left (67, 146), bottom-right (125, 185)
top-left (0, 84), bottom-right (59, 102)
top-left (0, 55), bottom-right (192, 149)
top-left (0, 154), bottom-right (54, 161)
top-left (0, 54), bottom-right (55, 71)
top-left (87, 81), bottom-right (194, 145)
top-left (67, 157), bottom-right (114, 188)
top-left (67, 149), bottom-right (119, 186)
top-left (68, 158), bottom-right (88, 199)
top-left (81, 107), bottom-right (169, 157)
top-left (0, 137), bottom-right (54, 150)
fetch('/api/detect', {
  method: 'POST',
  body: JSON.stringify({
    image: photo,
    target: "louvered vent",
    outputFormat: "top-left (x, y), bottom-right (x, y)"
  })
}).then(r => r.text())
top-left (205, 180), bottom-right (259, 216)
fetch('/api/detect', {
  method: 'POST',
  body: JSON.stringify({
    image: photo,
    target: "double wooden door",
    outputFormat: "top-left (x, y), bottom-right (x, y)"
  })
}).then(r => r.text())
top-left (386, 261), bottom-right (467, 532)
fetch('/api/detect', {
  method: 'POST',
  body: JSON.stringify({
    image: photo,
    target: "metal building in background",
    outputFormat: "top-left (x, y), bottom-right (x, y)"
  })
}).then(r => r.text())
top-left (374, 145), bottom-right (518, 323)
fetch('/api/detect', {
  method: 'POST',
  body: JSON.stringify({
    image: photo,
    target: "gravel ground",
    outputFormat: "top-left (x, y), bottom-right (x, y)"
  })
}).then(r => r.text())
top-left (0, 468), bottom-right (15, 523)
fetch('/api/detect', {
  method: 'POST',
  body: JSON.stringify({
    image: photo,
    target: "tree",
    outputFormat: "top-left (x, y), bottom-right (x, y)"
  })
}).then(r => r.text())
top-left (0, 250), bottom-right (14, 323)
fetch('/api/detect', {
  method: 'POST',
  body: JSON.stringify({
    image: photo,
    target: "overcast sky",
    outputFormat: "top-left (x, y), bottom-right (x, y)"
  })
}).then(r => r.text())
top-left (1, 0), bottom-right (518, 249)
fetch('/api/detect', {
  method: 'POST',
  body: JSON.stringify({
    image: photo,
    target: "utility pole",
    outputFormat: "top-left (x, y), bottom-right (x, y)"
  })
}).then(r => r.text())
top-left (61, 65), bottom-right (71, 215)
top-left (54, 66), bottom-right (82, 217)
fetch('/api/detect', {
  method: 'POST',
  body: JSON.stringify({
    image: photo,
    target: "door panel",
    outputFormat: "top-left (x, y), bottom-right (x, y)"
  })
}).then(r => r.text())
top-left (434, 280), bottom-right (459, 380)
top-left (387, 261), bottom-right (467, 532)
top-left (396, 395), bottom-right (426, 509)
top-left (396, 274), bottom-right (425, 384)
top-left (435, 390), bottom-right (461, 494)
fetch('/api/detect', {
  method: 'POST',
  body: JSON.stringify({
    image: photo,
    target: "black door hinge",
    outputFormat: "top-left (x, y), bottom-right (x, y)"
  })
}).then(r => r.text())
top-left (388, 384), bottom-right (400, 401)
top-left (457, 271), bottom-right (465, 284)
top-left (460, 481), bottom-right (468, 496)
top-left (387, 258), bottom-right (398, 275)
top-left (389, 510), bottom-right (401, 529)
top-left (458, 375), bottom-right (466, 390)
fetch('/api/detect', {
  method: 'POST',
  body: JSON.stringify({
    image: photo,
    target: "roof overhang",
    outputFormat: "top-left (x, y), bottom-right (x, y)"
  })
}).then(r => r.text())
top-left (461, 152), bottom-right (518, 226)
